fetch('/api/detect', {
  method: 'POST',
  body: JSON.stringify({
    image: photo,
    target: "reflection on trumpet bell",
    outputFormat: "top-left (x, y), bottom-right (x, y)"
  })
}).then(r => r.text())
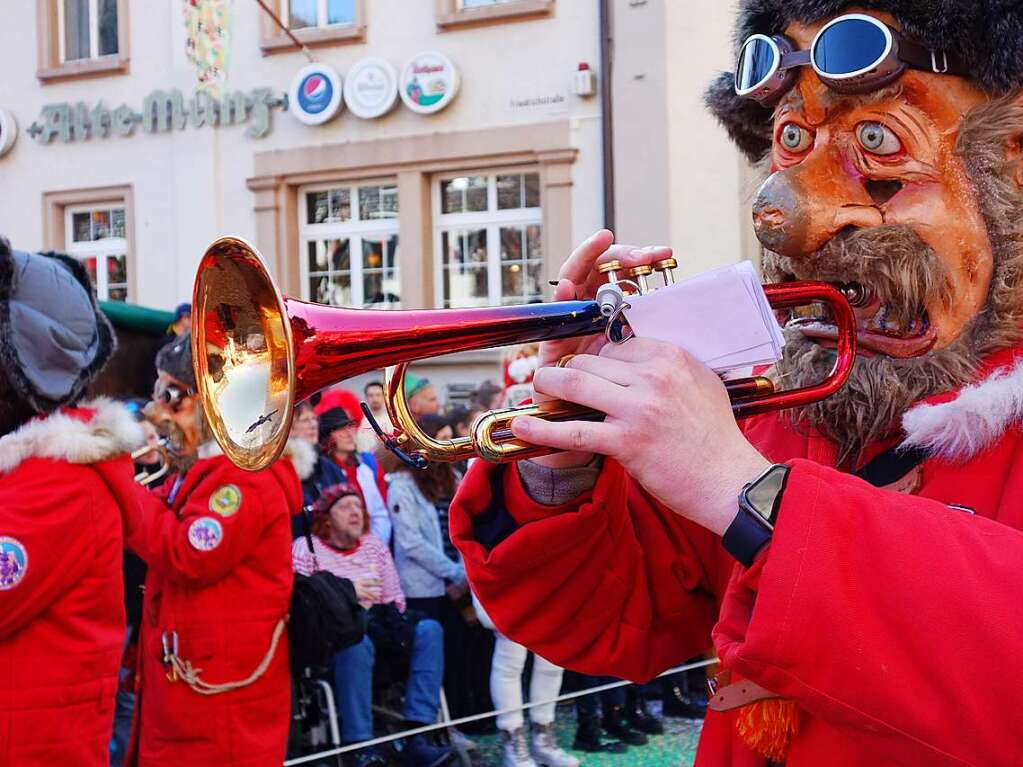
top-left (191, 235), bottom-right (860, 473)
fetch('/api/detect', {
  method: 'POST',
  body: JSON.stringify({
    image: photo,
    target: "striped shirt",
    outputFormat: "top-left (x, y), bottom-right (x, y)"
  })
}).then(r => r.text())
top-left (292, 534), bottom-right (406, 611)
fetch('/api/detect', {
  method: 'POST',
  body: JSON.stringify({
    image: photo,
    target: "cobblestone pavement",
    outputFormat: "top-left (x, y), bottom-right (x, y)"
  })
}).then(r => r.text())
top-left (467, 701), bottom-right (702, 767)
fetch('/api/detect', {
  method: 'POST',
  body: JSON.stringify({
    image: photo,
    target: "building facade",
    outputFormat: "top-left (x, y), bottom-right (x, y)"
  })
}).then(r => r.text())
top-left (0, 0), bottom-right (754, 395)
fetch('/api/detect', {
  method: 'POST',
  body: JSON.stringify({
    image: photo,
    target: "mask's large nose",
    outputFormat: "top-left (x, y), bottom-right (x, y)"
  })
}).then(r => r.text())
top-left (752, 166), bottom-right (884, 258)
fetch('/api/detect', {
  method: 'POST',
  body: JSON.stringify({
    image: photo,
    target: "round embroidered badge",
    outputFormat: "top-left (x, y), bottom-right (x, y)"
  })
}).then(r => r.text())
top-left (188, 517), bottom-right (224, 552)
top-left (0, 537), bottom-right (28, 590)
top-left (209, 484), bottom-right (242, 517)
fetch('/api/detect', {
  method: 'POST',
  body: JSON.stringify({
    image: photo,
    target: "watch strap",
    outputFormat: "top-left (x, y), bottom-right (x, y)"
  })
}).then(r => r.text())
top-left (722, 506), bottom-right (773, 568)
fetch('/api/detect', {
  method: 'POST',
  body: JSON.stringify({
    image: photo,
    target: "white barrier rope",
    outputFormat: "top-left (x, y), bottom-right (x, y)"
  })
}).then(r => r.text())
top-left (283, 657), bottom-right (718, 766)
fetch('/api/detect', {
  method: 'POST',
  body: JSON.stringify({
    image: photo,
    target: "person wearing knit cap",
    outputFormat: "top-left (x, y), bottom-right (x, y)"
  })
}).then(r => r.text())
top-left (119, 330), bottom-right (315, 766)
top-left (0, 238), bottom-right (142, 766)
top-left (292, 481), bottom-right (453, 767)
top-left (404, 373), bottom-right (441, 420)
top-left (319, 406), bottom-right (391, 546)
top-left (451, 3), bottom-right (1023, 765)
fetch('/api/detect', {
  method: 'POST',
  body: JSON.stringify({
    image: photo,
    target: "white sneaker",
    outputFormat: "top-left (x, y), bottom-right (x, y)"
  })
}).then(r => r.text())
top-left (501, 728), bottom-right (539, 767)
top-left (532, 723), bottom-right (580, 767)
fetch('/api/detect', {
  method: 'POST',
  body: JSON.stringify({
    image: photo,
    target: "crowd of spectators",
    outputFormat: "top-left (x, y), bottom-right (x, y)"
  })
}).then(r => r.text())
top-left (114, 339), bottom-right (707, 767)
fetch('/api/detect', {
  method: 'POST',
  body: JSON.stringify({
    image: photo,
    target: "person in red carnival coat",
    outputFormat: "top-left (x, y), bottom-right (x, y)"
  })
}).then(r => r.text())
top-left (0, 237), bottom-right (141, 765)
top-left (451, 2), bottom-right (1023, 765)
top-left (120, 334), bottom-right (315, 767)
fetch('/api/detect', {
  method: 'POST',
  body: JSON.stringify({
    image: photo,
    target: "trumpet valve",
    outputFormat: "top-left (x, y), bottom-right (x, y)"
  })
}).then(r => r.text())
top-left (597, 259), bottom-right (624, 284)
top-left (628, 264), bottom-right (654, 294)
top-left (654, 258), bottom-right (678, 286)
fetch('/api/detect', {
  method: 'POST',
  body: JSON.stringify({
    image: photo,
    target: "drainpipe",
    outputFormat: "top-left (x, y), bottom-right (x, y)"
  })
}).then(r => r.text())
top-left (599, 0), bottom-right (615, 231)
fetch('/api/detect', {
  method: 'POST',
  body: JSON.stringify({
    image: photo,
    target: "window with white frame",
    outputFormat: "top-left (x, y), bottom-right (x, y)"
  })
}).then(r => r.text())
top-left (301, 182), bottom-right (400, 308)
top-left (434, 171), bottom-right (543, 308)
top-left (286, 0), bottom-right (356, 29)
top-left (59, 0), bottom-right (119, 62)
top-left (65, 205), bottom-right (129, 301)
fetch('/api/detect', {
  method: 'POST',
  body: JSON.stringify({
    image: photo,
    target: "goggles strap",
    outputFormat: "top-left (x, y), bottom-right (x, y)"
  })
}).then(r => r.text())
top-left (891, 38), bottom-right (969, 77)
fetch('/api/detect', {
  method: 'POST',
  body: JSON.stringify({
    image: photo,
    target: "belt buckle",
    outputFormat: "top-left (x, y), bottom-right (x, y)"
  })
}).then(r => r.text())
top-left (707, 670), bottom-right (731, 697)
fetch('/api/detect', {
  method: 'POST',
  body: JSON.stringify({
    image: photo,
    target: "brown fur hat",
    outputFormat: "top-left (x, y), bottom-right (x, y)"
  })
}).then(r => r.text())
top-left (706, 0), bottom-right (1023, 162)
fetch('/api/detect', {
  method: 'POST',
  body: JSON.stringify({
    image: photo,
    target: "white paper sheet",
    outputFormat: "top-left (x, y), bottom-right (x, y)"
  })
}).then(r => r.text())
top-left (623, 261), bottom-right (785, 373)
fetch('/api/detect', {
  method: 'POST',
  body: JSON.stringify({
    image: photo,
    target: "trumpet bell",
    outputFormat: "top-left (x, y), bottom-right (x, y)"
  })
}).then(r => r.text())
top-left (192, 237), bottom-right (296, 472)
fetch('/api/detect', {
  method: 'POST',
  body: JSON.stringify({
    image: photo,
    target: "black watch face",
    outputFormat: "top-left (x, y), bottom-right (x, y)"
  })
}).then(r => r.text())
top-left (746, 465), bottom-right (788, 525)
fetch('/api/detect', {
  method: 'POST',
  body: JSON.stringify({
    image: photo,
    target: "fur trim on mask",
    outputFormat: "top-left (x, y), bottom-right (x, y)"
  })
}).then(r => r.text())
top-left (902, 358), bottom-right (1023, 461)
top-left (706, 0), bottom-right (1023, 162)
top-left (0, 398), bottom-right (144, 474)
top-left (195, 437), bottom-right (317, 480)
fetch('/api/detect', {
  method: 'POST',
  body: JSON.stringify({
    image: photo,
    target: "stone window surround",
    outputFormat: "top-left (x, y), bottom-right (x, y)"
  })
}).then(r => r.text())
top-left (259, 0), bottom-right (366, 55)
top-left (42, 184), bottom-right (137, 301)
top-left (435, 0), bottom-right (554, 31)
top-left (247, 120), bottom-right (576, 312)
top-left (36, 0), bottom-right (131, 84)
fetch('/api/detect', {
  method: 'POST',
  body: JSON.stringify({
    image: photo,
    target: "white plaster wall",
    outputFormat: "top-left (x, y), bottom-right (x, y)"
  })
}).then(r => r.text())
top-left (0, 0), bottom-right (606, 309)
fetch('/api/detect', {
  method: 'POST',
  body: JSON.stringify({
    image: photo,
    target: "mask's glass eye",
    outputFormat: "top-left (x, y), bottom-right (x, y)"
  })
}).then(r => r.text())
top-left (857, 121), bottom-right (902, 155)
top-left (779, 122), bottom-right (812, 153)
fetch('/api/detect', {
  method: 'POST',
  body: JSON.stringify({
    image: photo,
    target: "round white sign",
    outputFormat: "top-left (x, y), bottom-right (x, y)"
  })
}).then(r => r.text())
top-left (0, 110), bottom-right (18, 157)
top-left (344, 57), bottom-right (399, 120)
top-left (399, 52), bottom-right (459, 115)
top-left (289, 63), bottom-right (344, 126)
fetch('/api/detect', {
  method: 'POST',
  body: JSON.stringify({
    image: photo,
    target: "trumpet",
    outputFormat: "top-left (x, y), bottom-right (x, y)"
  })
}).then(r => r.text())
top-left (192, 236), bottom-right (858, 472)
top-left (132, 439), bottom-right (171, 486)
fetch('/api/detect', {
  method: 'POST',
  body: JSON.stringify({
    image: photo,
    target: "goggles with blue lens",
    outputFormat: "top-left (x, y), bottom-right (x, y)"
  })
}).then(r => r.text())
top-left (735, 13), bottom-right (968, 106)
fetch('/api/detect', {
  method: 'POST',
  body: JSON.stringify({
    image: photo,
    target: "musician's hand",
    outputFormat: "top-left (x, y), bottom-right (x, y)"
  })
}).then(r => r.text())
top-left (531, 230), bottom-right (673, 469)
top-left (512, 338), bottom-right (771, 535)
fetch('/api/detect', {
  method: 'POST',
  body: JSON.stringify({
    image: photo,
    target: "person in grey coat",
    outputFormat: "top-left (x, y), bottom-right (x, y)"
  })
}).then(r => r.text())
top-left (387, 416), bottom-right (467, 619)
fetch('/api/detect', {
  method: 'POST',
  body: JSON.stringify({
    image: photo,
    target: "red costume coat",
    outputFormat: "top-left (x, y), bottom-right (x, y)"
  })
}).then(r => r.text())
top-left (121, 440), bottom-right (312, 767)
top-left (0, 400), bottom-right (141, 767)
top-left (451, 343), bottom-right (1023, 767)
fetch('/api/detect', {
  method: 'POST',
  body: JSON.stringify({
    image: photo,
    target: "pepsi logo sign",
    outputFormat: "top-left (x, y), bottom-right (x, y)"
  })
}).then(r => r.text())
top-left (289, 64), bottom-right (343, 126)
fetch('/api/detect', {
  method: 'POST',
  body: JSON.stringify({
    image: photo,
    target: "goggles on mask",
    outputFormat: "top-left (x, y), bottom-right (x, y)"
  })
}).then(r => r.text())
top-left (734, 13), bottom-right (968, 106)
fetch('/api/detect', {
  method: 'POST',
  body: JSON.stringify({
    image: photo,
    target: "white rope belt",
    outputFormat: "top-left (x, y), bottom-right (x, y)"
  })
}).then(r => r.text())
top-left (165, 618), bottom-right (287, 696)
top-left (283, 657), bottom-right (718, 766)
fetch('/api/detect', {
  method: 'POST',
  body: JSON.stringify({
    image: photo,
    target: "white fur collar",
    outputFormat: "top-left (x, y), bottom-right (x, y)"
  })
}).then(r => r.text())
top-left (0, 398), bottom-right (144, 474)
top-left (196, 437), bottom-right (316, 480)
top-left (902, 356), bottom-right (1023, 461)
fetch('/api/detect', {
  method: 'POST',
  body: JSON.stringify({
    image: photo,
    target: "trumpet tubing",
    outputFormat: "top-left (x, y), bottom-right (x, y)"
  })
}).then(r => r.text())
top-left (192, 237), bottom-right (858, 472)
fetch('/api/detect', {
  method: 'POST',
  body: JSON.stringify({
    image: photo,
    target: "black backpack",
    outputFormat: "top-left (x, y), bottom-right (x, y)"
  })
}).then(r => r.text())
top-left (288, 510), bottom-right (367, 673)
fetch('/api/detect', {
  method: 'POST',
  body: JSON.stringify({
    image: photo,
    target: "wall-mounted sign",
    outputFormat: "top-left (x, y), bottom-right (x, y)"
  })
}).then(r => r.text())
top-left (344, 57), bottom-right (399, 120)
top-left (0, 109), bottom-right (17, 157)
top-left (289, 64), bottom-right (343, 126)
top-left (399, 52), bottom-right (459, 115)
top-left (26, 88), bottom-right (284, 144)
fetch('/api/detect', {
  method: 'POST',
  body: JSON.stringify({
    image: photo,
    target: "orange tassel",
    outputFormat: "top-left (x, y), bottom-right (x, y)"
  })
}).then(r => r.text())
top-left (736, 698), bottom-right (801, 762)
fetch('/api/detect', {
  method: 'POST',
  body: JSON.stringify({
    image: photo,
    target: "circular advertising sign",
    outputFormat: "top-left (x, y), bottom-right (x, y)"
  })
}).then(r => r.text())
top-left (344, 57), bottom-right (399, 119)
top-left (289, 63), bottom-right (344, 126)
top-left (0, 110), bottom-right (18, 157)
top-left (399, 52), bottom-right (460, 115)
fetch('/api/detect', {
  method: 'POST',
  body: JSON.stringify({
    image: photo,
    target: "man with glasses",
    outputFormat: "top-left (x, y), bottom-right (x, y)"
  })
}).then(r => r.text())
top-left (120, 335), bottom-right (316, 766)
top-left (452, 3), bottom-right (1023, 765)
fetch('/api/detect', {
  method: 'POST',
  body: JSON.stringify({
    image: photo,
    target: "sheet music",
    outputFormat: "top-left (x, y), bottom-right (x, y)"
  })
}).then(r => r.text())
top-left (623, 261), bottom-right (785, 373)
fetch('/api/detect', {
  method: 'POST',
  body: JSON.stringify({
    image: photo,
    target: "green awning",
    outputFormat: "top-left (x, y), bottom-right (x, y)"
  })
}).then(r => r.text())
top-left (99, 300), bottom-right (174, 337)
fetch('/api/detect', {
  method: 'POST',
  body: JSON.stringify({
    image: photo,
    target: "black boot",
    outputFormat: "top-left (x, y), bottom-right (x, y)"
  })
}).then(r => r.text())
top-left (624, 686), bottom-right (664, 735)
top-left (601, 704), bottom-right (648, 746)
top-left (572, 712), bottom-right (627, 754)
top-left (661, 672), bottom-right (708, 719)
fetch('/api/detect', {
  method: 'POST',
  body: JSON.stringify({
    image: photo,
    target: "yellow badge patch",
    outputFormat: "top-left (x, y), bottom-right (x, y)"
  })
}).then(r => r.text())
top-left (209, 484), bottom-right (242, 517)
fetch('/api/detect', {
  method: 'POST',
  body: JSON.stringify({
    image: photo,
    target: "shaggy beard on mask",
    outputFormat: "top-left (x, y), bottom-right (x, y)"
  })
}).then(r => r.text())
top-left (761, 94), bottom-right (1023, 462)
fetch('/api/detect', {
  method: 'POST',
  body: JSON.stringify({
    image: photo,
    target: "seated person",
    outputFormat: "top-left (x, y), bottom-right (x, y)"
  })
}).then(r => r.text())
top-left (293, 482), bottom-right (453, 767)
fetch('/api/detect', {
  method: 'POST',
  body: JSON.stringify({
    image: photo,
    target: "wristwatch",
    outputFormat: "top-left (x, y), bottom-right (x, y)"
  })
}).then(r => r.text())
top-left (721, 464), bottom-right (791, 567)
